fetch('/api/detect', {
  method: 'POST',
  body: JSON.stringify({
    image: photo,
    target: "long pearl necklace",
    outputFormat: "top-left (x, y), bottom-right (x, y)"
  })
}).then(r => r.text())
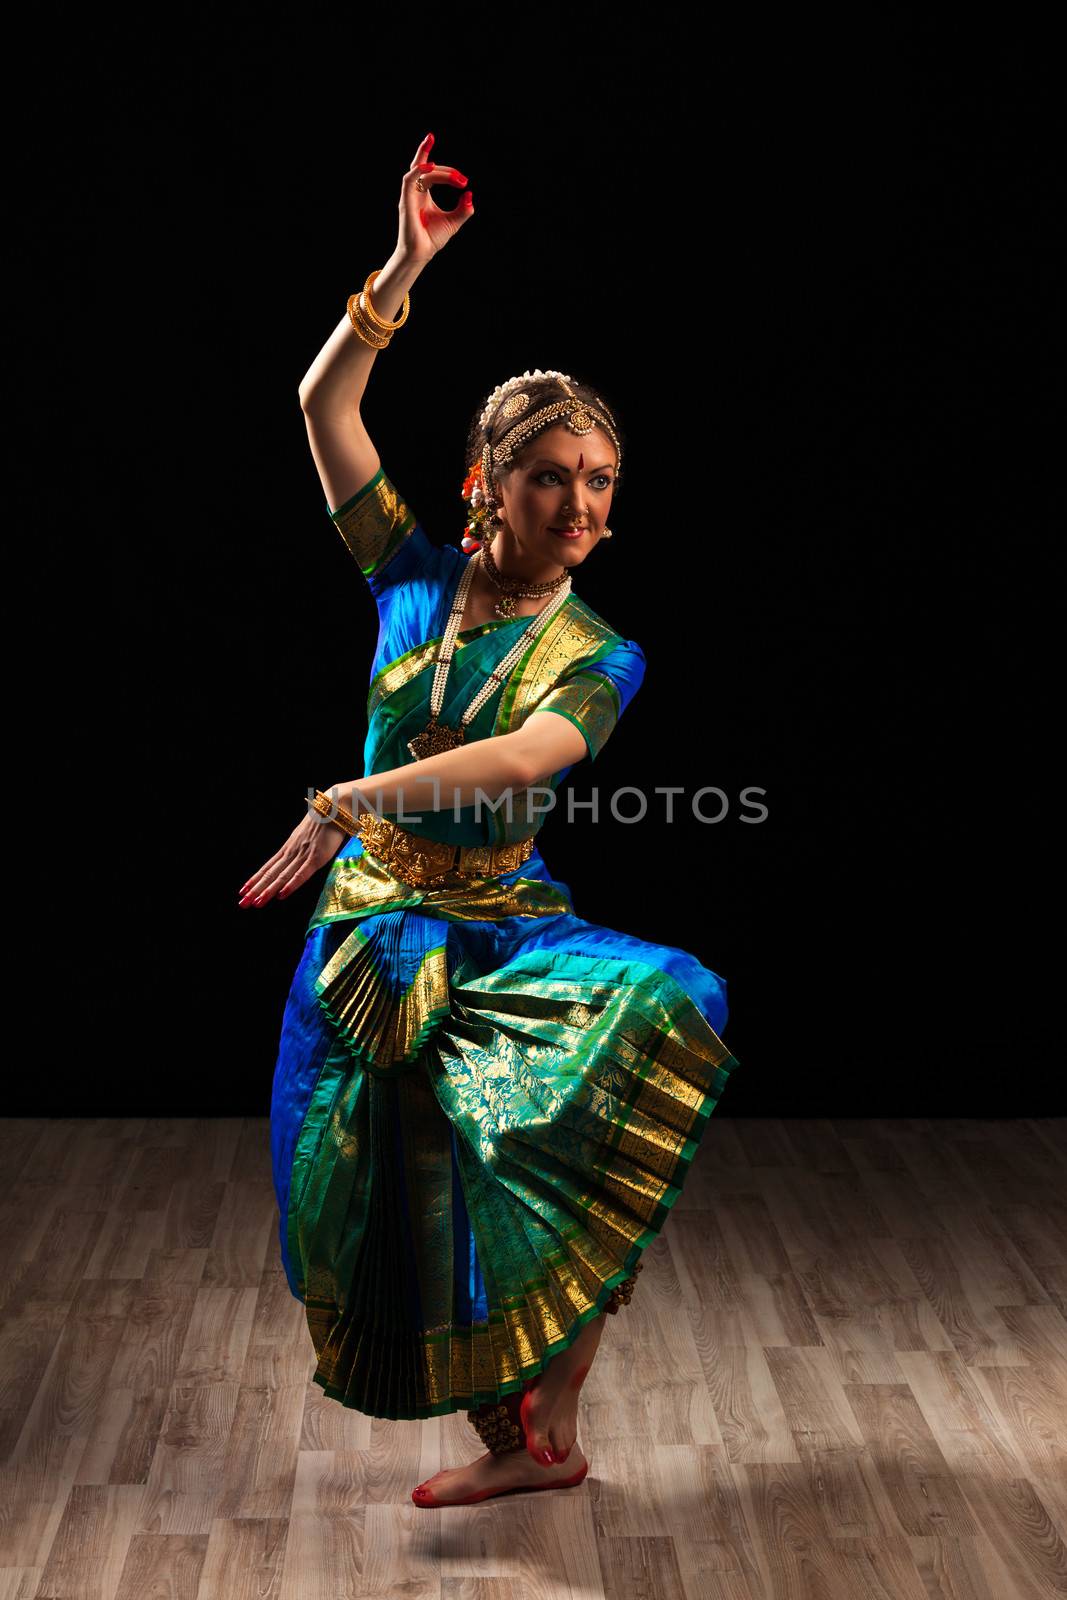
top-left (406, 548), bottom-right (572, 760)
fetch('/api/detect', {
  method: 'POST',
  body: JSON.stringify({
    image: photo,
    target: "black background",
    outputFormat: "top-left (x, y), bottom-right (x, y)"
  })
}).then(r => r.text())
top-left (15, 19), bottom-right (1054, 1116)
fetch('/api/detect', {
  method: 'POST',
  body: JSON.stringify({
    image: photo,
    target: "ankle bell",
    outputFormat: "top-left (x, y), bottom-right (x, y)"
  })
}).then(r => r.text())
top-left (603, 1259), bottom-right (644, 1314)
top-left (467, 1391), bottom-right (525, 1454)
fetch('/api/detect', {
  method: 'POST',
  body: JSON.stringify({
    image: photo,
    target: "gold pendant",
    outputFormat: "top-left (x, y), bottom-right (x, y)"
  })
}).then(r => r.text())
top-left (407, 718), bottom-right (466, 760)
top-left (495, 594), bottom-right (517, 618)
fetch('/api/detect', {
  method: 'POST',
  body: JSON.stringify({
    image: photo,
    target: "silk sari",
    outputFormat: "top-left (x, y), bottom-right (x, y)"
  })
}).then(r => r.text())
top-left (269, 469), bottom-right (740, 1419)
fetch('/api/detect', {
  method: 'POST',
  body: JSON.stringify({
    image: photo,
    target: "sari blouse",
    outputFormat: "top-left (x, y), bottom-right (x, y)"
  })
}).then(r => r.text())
top-left (329, 468), bottom-right (646, 849)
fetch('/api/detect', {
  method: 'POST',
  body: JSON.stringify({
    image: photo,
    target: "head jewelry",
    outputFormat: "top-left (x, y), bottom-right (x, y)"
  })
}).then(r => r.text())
top-left (462, 371), bottom-right (621, 552)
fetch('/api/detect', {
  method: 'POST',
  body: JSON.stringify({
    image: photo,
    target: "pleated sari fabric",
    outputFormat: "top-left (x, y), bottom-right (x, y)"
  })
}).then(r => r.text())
top-left (269, 470), bottom-right (740, 1420)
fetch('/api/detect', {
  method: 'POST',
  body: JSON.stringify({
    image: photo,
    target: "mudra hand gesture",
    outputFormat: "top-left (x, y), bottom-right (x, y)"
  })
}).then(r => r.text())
top-left (239, 133), bottom-right (475, 912)
top-left (399, 132), bottom-right (475, 264)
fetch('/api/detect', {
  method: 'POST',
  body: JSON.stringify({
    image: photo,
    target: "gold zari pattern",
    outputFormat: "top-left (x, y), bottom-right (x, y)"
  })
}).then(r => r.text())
top-left (492, 602), bottom-right (619, 737)
top-left (276, 465), bottom-right (739, 1424)
top-left (525, 667), bottom-right (622, 763)
top-left (314, 926), bottom-right (451, 1074)
top-left (308, 835), bottom-right (572, 929)
top-left (355, 811), bottom-right (534, 886)
top-left (331, 473), bottom-right (416, 578)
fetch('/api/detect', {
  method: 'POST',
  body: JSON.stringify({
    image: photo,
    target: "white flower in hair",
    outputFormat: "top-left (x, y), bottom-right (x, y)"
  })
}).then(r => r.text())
top-left (479, 368), bottom-right (573, 431)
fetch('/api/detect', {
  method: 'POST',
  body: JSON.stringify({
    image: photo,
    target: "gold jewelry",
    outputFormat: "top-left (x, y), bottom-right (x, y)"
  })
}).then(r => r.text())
top-left (346, 269), bottom-right (410, 350)
top-left (347, 293), bottom-right (391, 350)
top-left (415, 174), bottom-right (429, 193)
top-left (477, 377), bottom-right (622, 551)
top-left (308, 789), bottom-right (360, 836)
top-left (602, 527), bottom-right (614, 539)
top-left (499, 391), bottom-right (530, 421)
top-left (492, 377), bottom-right (621, 471)
top-left (406, 547), bottom-right (571, 758)
top-left (360, 269), bottom-right (410, 331)
top-left (355, 812), bottom-right (534, 886)
top-left (481, 539), bottom-right (570, 618)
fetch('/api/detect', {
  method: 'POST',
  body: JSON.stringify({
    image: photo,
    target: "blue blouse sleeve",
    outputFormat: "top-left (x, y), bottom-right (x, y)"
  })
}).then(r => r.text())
top-left (327, 468), bottom-right (432, 599)
top-left (527, 637), bottom-right (646, 762)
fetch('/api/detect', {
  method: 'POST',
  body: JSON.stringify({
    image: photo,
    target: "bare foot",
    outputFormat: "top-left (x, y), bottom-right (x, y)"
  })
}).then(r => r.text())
top-left (412, 1444), bottom-right (588, 1505)
top-left (520, 1365), bottom-right (587, 1466)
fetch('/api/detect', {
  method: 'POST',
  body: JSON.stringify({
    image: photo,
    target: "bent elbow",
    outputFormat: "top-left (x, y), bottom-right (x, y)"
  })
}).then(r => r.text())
top-left (511, 741), bottom-right (565, 792)
top-left (510, 746), bottom-right (541, 793)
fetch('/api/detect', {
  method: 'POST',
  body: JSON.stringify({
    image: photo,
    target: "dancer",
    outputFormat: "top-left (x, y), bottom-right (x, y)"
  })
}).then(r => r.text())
top-left (240, 133), bottom-right (740, 1508)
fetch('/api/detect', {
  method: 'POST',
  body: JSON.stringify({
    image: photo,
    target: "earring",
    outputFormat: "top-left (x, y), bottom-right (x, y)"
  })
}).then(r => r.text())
top-left (602, 526), bottom-right (614, 539)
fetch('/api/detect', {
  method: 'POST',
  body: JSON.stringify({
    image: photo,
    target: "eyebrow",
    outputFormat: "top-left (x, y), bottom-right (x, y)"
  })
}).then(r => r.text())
top-left (528, 458), bottom-right (616, 473)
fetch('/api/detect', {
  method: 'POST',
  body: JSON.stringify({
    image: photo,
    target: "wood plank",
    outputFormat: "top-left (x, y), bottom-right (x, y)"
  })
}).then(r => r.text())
top-left (0, 1116), bottom-right (1063, 1599)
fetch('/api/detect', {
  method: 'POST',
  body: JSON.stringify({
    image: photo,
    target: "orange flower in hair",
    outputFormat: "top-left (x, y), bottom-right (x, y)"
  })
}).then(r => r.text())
top-left (460, 459), bottom-right (492, 552)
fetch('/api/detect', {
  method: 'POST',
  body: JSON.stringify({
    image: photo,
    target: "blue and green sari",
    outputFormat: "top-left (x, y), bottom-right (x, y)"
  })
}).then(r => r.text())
top-left (269, 469), bottom-right (740, 1420)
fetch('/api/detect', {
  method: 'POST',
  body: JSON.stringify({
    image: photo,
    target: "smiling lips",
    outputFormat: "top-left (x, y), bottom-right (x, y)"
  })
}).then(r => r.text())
top-left (549, 526), bottom-right (589, 539)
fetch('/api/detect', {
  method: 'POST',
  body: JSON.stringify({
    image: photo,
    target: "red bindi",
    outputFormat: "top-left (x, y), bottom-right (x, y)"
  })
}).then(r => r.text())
top-left (577, 451), bottom-right (584, 470)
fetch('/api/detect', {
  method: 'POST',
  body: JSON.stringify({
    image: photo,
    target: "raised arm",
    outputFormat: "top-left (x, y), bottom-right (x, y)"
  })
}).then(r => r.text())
top-left (298, 132), bottom-right (474, 514)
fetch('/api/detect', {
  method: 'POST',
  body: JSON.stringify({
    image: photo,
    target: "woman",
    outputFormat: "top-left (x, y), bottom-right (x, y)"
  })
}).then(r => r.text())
top-left (239, 132), bottom-right (740, 1508)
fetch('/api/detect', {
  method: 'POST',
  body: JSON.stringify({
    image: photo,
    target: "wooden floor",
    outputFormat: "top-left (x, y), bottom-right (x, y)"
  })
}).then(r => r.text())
top-left (0, 1117), bottom-right (1065, 1600)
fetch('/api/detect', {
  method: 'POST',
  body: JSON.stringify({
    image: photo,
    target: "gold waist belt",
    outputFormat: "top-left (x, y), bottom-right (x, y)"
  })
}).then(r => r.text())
top-left (355, 812), bottom-right (535, 887)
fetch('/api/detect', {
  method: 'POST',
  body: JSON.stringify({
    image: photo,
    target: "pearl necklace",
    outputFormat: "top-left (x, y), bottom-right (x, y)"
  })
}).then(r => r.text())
top-left (406, 548), bottom-right (572, 759)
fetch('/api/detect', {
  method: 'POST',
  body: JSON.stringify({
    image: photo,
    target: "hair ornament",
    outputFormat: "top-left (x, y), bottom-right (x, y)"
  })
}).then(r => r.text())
top-left (499, 391), bottom-right (530, 422)
top-left (478, 369), bottom-right (573, 432)
top-left (460, 459), bottom-right (493, 553)
top-left (462, 371), bottom-right (622, 553)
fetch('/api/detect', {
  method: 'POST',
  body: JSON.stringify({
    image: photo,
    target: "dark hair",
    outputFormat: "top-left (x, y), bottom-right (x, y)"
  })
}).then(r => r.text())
top-left (464, 373), bottom-right (626, 503)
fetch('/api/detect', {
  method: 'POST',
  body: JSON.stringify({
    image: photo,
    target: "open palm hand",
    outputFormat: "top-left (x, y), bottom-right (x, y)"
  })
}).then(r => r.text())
top-left (238, 809), bottom-right (346, 908)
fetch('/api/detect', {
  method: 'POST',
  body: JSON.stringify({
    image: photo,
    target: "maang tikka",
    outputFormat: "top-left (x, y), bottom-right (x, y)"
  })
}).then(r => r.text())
top-left (461, 372), bottom-right (619, 556)
top-left (406, 375), bottom-right (618, 760)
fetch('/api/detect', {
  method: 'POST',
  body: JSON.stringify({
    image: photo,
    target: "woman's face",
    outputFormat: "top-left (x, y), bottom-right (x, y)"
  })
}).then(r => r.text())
top-left (497, 424), bottom-right (617, 570)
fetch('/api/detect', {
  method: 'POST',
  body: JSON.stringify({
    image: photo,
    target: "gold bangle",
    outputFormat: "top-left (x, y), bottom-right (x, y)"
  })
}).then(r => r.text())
top-left (361, 267), bottom-right (410, 331)
top-left (317, 790), bottom-right (360, 831)
top-left (308, 790), bottom-right (360, 837)
top-left (347, 292), bottom-right (390, 350)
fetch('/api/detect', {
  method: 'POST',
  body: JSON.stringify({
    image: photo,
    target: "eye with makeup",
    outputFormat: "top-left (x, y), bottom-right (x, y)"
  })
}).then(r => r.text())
top-left (533, 470), bottom-right (614, 490)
